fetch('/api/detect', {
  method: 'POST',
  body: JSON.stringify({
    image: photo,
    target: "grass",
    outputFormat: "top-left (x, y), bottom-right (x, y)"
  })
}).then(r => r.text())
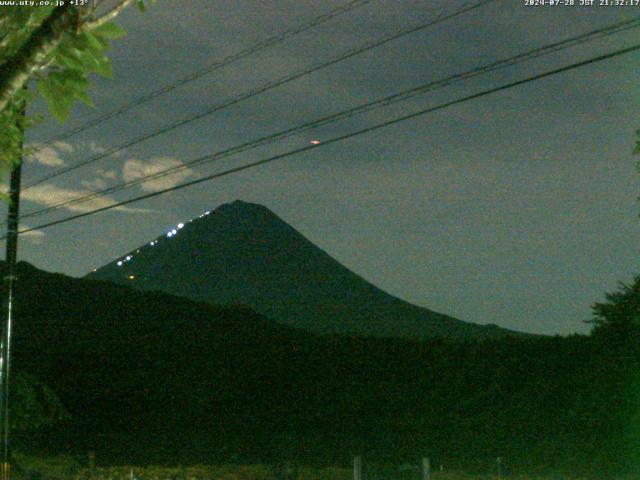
top-left (69, 466), bottom-right (605, 480)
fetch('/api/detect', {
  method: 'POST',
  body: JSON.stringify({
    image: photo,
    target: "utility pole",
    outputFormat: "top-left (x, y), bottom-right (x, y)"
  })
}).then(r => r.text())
top-left (0, 98), bottom-right (25, 480)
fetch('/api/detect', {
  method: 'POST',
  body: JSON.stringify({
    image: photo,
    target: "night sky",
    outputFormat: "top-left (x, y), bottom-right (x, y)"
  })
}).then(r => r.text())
top-left (5, 0), bottom-right (640, 335)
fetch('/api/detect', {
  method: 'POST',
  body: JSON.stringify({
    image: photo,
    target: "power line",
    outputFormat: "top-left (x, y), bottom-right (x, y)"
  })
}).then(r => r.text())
top-left (11, 41), bottom-right (640, 239)
top-left (18, 15), bottom-right (640, 221)
top-left (33, 0), bottom-right (376, 149)
top-left (23, 0), bottom-right (498, 191)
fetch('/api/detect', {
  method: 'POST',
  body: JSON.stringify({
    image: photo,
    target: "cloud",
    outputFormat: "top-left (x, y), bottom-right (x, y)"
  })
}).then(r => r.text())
top-left (20, 227), bottom-right (45, 244)
top-left (81, 178), bottom-right (108, 190)
top-left (80, 168), bottom-right (119, 190)
top-left (21, 184), bottom-right (148, 214)
top-left (98, 169), bottom-right (117, 180)
top-left (122, 157), bottom-right (197, 192)
top-left (26, 140), bottom-right (112, 169)
top-left (89, 142), bottom-right (107, 154)
top-left (53, 141), bottom-right (74, 154)
top-left (27, 141), bottom-right (75, 167)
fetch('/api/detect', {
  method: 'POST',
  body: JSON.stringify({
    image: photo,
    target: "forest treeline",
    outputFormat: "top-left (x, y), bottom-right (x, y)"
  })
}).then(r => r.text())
top-left (2, 262), bottom-right (639, 478)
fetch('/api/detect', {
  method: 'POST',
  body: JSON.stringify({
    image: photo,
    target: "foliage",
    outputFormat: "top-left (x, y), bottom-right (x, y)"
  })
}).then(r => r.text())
top-left (590, 275), bottom-right (640, 337)
top-left (35, 20), bottom-right (126, 120)
top-left (588, 276), bottom-right (640, 475)
top-left (0, 86), bottom-right (30, 175)
top-left (70, 465), bottom-right (607, 480)
top-left (4, 261), bottom-right (639, 476)
top-left (12, 371), bottom-right (69, 432)
top-left (13, 451), bottom-right (80, 480)
top-left (0, 1), bottom-right (155, 178)
top-left (76, 465), bottom-right (279, 480)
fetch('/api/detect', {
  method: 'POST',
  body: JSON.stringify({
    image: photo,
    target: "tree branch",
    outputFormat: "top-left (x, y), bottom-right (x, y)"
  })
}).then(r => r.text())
top-left (0, 0), bottom-right (137, 114)
top-left (0, 7), bottom-right (78, 113)
top-left (0, 34), bottom-right (11, 52)
top-left (83, 0), bottom-right (135, 30)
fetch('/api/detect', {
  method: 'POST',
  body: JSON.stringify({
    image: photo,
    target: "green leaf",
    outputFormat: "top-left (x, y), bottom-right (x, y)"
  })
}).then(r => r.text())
top-left (36, 78), bottom-right (55, 105)
top-left (59, 69), bottom-right (88, 88)
top-left (75, 89), bottom-right (95, 108)
top-left (91, 21), bottom-right (126, 40)
top-left (54, 49), bottom-right (85, 70)
top-left (135, 0), bottom-right (147, 12)
top-left (84, 31), bottom-right (109, 51)
top-left (52, 95), bottom-right (74, 122)
top-left (45, 70), bottom-right (95, 109)
top-left (92, 54), bottom-right (113, 77)
top-left (72, 47), bottom-right (101, 71)
top-left (37, 77), bottom-right (74, 122)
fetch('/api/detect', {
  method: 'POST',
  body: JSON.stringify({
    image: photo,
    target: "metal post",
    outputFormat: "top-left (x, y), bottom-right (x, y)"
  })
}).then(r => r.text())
top-left (354, 455), bottom-right (362, 480)
top-left (422, 457), bottom-right (430, 480)
top-left (0, 100), bottom-right (24, 480)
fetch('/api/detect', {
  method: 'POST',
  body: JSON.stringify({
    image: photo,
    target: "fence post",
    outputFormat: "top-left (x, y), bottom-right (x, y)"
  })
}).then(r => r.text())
top-left (354, 455), bottom-right (362, 480)
top-left (422, 457), bottom-right (430, 480)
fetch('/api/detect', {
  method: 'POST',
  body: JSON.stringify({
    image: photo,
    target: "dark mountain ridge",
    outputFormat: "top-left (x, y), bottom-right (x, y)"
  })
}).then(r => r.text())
top-left (87, 200), bottom-right (528, 340)
top-left (1, 262), bottom-right (635, 476)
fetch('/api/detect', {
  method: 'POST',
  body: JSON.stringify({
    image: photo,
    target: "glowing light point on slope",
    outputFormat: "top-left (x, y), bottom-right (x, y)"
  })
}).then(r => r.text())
top-left (177, 223), bottom-right (184, 229)
top-left (310, 140), bottom-right (320, 145)
top-left (128, 275), bottom-right (135, 280)
top-left (117, 261), bottom-right (123, 266)
top-left (167, 232), bottom-right (173, 238)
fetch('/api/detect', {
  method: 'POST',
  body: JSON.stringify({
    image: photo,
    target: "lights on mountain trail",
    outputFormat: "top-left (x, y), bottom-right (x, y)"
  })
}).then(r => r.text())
top-left (117, 253), bottom-right (137, 266)
top-left (310, 140), bottom-right (321, 145)
top-left (116, 208), bottom-right (214, 267)
top-left (128, 275), bottom-right (135, 280)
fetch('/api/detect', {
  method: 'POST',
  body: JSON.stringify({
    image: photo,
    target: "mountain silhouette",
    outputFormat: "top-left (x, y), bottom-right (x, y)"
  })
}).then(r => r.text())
top-left (87, 200), bottom-right (527, 340)
top-left (3, 262), bottom-right (610, 473)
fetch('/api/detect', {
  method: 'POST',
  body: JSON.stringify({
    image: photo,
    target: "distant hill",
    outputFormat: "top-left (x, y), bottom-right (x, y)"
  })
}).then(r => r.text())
top-left (7, 261), bottom-right (317, 463)
top-left (87, 200), bottom-right (526, 340)
top-left (2, 262), bottom-right (633, 475)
